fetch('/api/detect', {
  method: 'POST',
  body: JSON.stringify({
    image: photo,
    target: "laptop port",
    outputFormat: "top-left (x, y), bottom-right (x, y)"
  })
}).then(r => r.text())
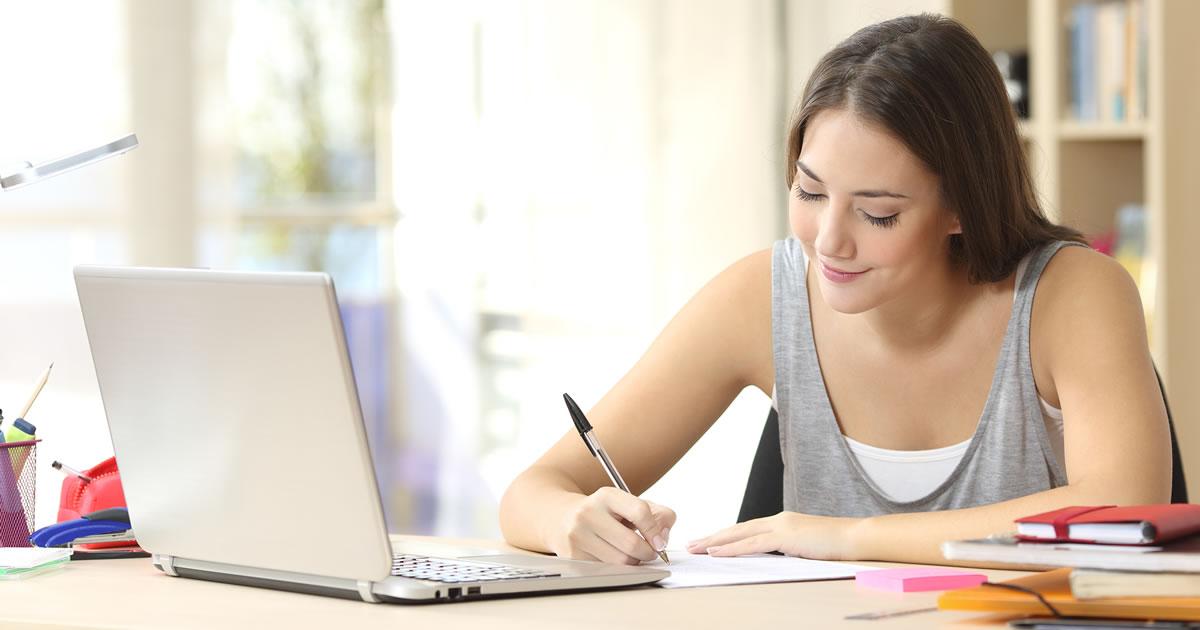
top-left (468, 586), bottom-right (481, 596)
top-left (448, 587), bottom-right (462, 599)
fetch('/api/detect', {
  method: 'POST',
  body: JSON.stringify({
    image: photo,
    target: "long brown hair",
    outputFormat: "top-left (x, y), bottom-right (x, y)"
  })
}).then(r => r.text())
top-left (786, 14), bottom-right (1084, 284)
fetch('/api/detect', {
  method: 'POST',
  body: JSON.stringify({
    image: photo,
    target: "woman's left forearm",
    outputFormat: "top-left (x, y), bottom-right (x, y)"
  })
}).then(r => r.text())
top-left (849, 481), bottom-right (1169, 565)
top-left (691, 471), bottom-right (1168, 563)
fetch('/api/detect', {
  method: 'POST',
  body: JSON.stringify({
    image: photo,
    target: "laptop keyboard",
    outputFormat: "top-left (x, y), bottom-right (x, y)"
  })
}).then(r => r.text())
top-left (391, 553), bottom-right (561, 583)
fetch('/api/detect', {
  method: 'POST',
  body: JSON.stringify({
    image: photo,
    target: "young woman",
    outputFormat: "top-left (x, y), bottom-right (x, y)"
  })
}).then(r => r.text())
top-left (498, 13), bottom-right (1170, 566)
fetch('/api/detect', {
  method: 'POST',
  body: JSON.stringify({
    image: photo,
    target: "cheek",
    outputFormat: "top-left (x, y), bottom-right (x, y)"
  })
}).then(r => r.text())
top-left (872, 220), bottom-right (943, 268)
top-left (788, 197), bottom-right (814, 241)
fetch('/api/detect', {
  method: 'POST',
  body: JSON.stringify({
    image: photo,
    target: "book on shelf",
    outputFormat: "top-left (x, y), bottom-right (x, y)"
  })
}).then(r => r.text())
top-left (1071, 568), bottom-right (1200, 599)
top-left (1067, 0), bottom-right (1147, 123)
top-left (1016, 505), bottom-right (1200, 545)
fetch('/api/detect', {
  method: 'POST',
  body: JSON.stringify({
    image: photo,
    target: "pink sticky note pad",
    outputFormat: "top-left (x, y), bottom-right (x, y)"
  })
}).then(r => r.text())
top-left (855, 567), bottom-right (986, 592)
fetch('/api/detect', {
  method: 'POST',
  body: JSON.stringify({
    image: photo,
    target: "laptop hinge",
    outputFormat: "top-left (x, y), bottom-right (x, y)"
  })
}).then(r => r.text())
top-left (356, 580), bottom-right (380, 603)
top-left (160, 555), bottom-right (179, 577)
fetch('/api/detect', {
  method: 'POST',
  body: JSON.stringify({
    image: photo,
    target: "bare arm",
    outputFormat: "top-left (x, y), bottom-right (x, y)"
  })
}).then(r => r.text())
top-left (689, 246), bottom-right (1171, 565)
top-left (499, 249), bottom-right (774, 562)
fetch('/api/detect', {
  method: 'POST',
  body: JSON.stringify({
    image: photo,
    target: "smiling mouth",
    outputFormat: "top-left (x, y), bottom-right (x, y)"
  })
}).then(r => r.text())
top-left (819, 260), bottom-right (868, 283)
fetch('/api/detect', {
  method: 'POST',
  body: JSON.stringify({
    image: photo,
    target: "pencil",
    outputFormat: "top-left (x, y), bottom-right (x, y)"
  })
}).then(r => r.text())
top-left (18, 362), bottom-right (53, 419)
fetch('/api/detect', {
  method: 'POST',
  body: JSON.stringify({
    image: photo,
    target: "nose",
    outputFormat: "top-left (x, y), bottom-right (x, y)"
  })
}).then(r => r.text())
top-left (813, 198), bottom-right (856, 261)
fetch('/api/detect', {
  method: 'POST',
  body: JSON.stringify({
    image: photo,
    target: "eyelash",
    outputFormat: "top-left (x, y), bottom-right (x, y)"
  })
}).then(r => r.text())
top-left (793, 185), bottom-right (900, 229)
top-left (793, 186), bottom-right (823, 203)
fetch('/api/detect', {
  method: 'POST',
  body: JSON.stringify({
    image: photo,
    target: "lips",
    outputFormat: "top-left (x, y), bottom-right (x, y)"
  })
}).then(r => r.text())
top-left (819, 260), bottom-right (868, 283)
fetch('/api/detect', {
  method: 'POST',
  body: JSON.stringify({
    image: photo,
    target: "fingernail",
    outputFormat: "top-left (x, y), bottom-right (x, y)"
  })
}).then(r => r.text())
top-left (686, 539), bottom-right (701, 549)
top-left (662, 528), bottom-right (671, 547)
top-left (707, 545), bottom-right (722, 555)
top-left (653, 535), bottom-right (665, 552)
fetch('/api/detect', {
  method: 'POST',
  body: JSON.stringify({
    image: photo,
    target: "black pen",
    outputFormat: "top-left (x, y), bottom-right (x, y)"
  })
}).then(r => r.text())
top-left (563, 393), bottom-right (670, 564)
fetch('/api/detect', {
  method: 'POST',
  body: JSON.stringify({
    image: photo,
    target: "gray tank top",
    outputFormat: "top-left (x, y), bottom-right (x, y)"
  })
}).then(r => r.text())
top-left (772, 238), bottom-right (1082, 517)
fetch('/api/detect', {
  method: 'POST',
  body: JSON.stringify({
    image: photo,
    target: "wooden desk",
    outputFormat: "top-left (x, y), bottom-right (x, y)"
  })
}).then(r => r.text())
top-left (0, 537), bottom-right (1032, 629)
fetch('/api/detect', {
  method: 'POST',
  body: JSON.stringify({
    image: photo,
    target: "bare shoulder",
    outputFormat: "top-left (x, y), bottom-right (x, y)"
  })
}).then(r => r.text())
top-left (701, 246), bottom-right (773, 325)
top-left (1031, 243), bottom-right (1152, 399)
top-left (712, 247), bottom-right (772, 299)
top-left (1034, 244), bottom-right (1142, 325)
top-left (629, 246), bottom-right (772, 388)
top-left (681, 247), bottom-right (771, 323)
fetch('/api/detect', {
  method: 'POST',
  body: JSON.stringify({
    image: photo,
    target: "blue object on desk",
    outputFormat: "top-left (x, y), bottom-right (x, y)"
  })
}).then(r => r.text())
top-left (29, 507), bottom-right (132, 548)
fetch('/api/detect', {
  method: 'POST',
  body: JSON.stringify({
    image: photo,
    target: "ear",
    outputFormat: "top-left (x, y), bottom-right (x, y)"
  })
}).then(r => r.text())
top-left (947, 213), bottom-right (962, 235)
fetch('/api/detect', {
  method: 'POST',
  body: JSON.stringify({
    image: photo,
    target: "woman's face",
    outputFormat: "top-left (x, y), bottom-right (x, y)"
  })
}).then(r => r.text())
top-left (789, 109), bottom-right (961, 315)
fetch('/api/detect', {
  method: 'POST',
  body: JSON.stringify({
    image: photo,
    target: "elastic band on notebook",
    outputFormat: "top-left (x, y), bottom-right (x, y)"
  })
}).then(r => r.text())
top-left (1050, 505), bottom-right (1112, 539)
top-left (981, 582), bottom-right (1062, 618)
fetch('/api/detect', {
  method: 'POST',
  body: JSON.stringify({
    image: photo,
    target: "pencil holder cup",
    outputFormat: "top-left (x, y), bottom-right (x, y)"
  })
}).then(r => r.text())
top-left (0, 439), bottom-right (38, 547)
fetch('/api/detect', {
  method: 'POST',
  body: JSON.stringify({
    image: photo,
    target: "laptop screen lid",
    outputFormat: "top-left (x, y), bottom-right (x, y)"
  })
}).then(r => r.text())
top-left (74, 264), bottom-right (392, 582)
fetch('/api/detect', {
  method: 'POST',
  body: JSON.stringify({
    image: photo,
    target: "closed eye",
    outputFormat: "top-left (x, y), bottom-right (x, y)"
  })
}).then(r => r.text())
top-left (796, 183), bottom-right (900, 228)
top-left (861, 211), bottom-right (900, 228)
top-left (794, 185), bottom-right (824, 202)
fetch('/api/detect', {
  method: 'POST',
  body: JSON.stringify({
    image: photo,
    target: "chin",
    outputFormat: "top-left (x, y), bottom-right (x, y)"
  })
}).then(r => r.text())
top-left (817, 280), bottom-right (878, 314)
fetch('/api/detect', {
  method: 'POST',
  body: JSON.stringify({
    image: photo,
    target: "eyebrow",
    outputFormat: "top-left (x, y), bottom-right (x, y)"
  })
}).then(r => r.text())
top-left (795, 160), bottom-right (910, 199)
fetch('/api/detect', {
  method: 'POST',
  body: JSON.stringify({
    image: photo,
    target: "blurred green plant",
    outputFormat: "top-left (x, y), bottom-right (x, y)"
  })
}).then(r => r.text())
top-left (233, 0), bottom-right (388, 270)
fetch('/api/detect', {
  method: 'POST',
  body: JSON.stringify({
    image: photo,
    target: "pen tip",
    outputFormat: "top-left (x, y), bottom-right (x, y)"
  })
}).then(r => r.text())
top-left (563, 393), bottom-right (581, 415)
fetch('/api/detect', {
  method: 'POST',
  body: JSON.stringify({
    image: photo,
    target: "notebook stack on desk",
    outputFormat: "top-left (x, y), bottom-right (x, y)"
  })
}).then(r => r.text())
top-left (939, 505), bottom-right (1200, 621)
top-left (939, 568), bottom-right (1200, 620)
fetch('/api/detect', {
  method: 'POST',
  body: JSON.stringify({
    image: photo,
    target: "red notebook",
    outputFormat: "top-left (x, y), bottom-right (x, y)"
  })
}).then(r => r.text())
top-left (1015, 504), bottom-right (1200, 545)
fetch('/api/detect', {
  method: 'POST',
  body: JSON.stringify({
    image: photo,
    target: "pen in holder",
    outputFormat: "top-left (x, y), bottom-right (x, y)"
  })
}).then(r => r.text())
top-left (0, 439), bottom-right (38, 547)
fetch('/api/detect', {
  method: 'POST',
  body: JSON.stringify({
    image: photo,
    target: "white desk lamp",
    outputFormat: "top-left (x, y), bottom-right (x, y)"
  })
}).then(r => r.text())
top-left (0, 133), bottom-right (138, 191)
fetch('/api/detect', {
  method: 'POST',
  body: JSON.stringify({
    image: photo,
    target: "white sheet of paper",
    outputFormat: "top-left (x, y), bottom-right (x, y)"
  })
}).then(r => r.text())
top-left (0, 547), bottom-right (71, 570)
top-left (652, 551), bottom-right (875, 588)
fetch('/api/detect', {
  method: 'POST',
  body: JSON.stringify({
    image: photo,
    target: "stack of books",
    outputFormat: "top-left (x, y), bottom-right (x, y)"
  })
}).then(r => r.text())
top-left (939, 504), bottom-right (1200, 620)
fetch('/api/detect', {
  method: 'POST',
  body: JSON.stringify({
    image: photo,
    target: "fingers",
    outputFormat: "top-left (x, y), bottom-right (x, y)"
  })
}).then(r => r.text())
top-left (604, 489), bottom-right (673, 558)
top-left (592, 511), bottom-right (661, 563)
top-left (682, 512), bottom-right (853, 560)
top-left (595, 488), bottom-right (670, 557)
top-left (686, 518), bottom-right (770, 555)
top-left (569, 526), bottom-right (650, 565)
top-left (644, 500), bottom-right (677, 552)
top-left (704, 533), bottom-right (775, 558)
top-left (557, 488), bottom-right (675, 564)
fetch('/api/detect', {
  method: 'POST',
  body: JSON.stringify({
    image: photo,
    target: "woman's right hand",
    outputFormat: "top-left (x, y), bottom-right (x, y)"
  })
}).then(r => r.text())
top-left (550, 486), bottom-right (676, 565)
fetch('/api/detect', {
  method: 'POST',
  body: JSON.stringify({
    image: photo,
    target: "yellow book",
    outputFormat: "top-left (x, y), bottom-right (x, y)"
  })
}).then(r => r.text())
top-left (939, 568), bottom-right (1200, 621)
top-left (1071, 568), bottom-right (1200, 599)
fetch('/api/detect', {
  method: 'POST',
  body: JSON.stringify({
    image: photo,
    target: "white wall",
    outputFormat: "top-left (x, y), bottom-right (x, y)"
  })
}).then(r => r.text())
top-left (388, 0), bottom-right (788, 543)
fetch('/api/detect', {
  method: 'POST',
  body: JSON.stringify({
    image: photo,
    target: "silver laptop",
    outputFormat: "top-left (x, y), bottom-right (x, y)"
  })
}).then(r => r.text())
top-left (73, 264), bottom-right (667, 603)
